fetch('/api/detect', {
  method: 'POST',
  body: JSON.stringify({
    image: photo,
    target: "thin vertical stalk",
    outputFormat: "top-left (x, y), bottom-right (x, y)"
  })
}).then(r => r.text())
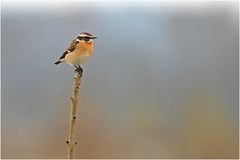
top-left (67, 71), bottom-right (81, 159)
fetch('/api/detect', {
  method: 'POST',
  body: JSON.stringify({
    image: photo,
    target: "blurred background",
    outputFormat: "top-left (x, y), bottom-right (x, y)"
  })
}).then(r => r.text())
top-left (1, 0), bottom-right (239, 159)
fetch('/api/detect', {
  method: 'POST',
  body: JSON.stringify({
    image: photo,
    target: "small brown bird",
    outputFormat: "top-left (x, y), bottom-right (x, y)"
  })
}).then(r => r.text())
top-left (55, 32), bottom-right (97, 75)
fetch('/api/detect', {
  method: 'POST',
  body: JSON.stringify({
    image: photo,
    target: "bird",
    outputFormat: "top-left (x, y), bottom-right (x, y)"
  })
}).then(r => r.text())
top-left (54, 32), bottom-right (97, 76)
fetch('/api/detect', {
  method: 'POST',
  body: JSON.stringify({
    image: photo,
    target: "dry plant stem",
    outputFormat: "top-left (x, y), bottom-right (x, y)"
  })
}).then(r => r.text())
top-left (67, 71), bottom-right (81, 159)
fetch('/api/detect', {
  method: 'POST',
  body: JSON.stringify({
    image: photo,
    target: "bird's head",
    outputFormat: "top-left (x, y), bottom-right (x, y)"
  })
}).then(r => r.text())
top-left (78, 32), bottom-right (97, 42)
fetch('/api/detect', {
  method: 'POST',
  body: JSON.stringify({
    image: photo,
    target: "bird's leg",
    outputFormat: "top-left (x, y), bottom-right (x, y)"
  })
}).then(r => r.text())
top-left (74, 65), bottom-right (83, 77)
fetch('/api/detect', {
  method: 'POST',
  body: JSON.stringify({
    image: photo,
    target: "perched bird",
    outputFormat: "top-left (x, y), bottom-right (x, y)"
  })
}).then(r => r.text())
top-left (55, 32), bottom-right (97, 75)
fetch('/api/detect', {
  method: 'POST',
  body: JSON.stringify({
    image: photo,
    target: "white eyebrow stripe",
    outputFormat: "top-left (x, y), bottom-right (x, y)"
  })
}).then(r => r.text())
top-left (79, 33), bottom-right (93, 37)
top-left (79, 34), bottom-right (88, 37)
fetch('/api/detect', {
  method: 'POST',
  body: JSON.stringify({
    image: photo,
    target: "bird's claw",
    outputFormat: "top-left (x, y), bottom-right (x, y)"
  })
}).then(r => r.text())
top-left (75, 66), bottom-right (83, 77)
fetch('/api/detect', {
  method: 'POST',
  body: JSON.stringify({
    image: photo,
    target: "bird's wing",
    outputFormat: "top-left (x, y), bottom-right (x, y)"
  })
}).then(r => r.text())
top-left (58, 39), bottom-right (80, 60)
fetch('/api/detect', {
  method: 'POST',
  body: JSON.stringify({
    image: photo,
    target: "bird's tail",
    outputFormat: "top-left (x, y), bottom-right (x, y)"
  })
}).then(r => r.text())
top-left (54, 60), bottom-right (62, 65)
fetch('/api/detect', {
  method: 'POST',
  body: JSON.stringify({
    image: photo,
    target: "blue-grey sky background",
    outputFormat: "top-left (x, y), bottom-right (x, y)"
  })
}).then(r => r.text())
top-left (1, 1), bottom-right (238, 158)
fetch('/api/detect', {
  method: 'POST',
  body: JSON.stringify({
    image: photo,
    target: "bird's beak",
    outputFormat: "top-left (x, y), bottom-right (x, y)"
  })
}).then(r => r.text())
top-left (90, 36), bottom-right (97, 39)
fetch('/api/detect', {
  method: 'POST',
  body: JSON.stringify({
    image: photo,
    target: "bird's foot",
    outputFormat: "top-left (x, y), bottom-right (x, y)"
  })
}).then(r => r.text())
top-left (75, 66), bottom-right (83, 77)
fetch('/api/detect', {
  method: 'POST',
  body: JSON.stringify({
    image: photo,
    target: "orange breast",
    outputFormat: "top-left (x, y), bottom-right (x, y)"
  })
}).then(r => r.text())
top-left (78, 41), bottom-right (93, 55)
